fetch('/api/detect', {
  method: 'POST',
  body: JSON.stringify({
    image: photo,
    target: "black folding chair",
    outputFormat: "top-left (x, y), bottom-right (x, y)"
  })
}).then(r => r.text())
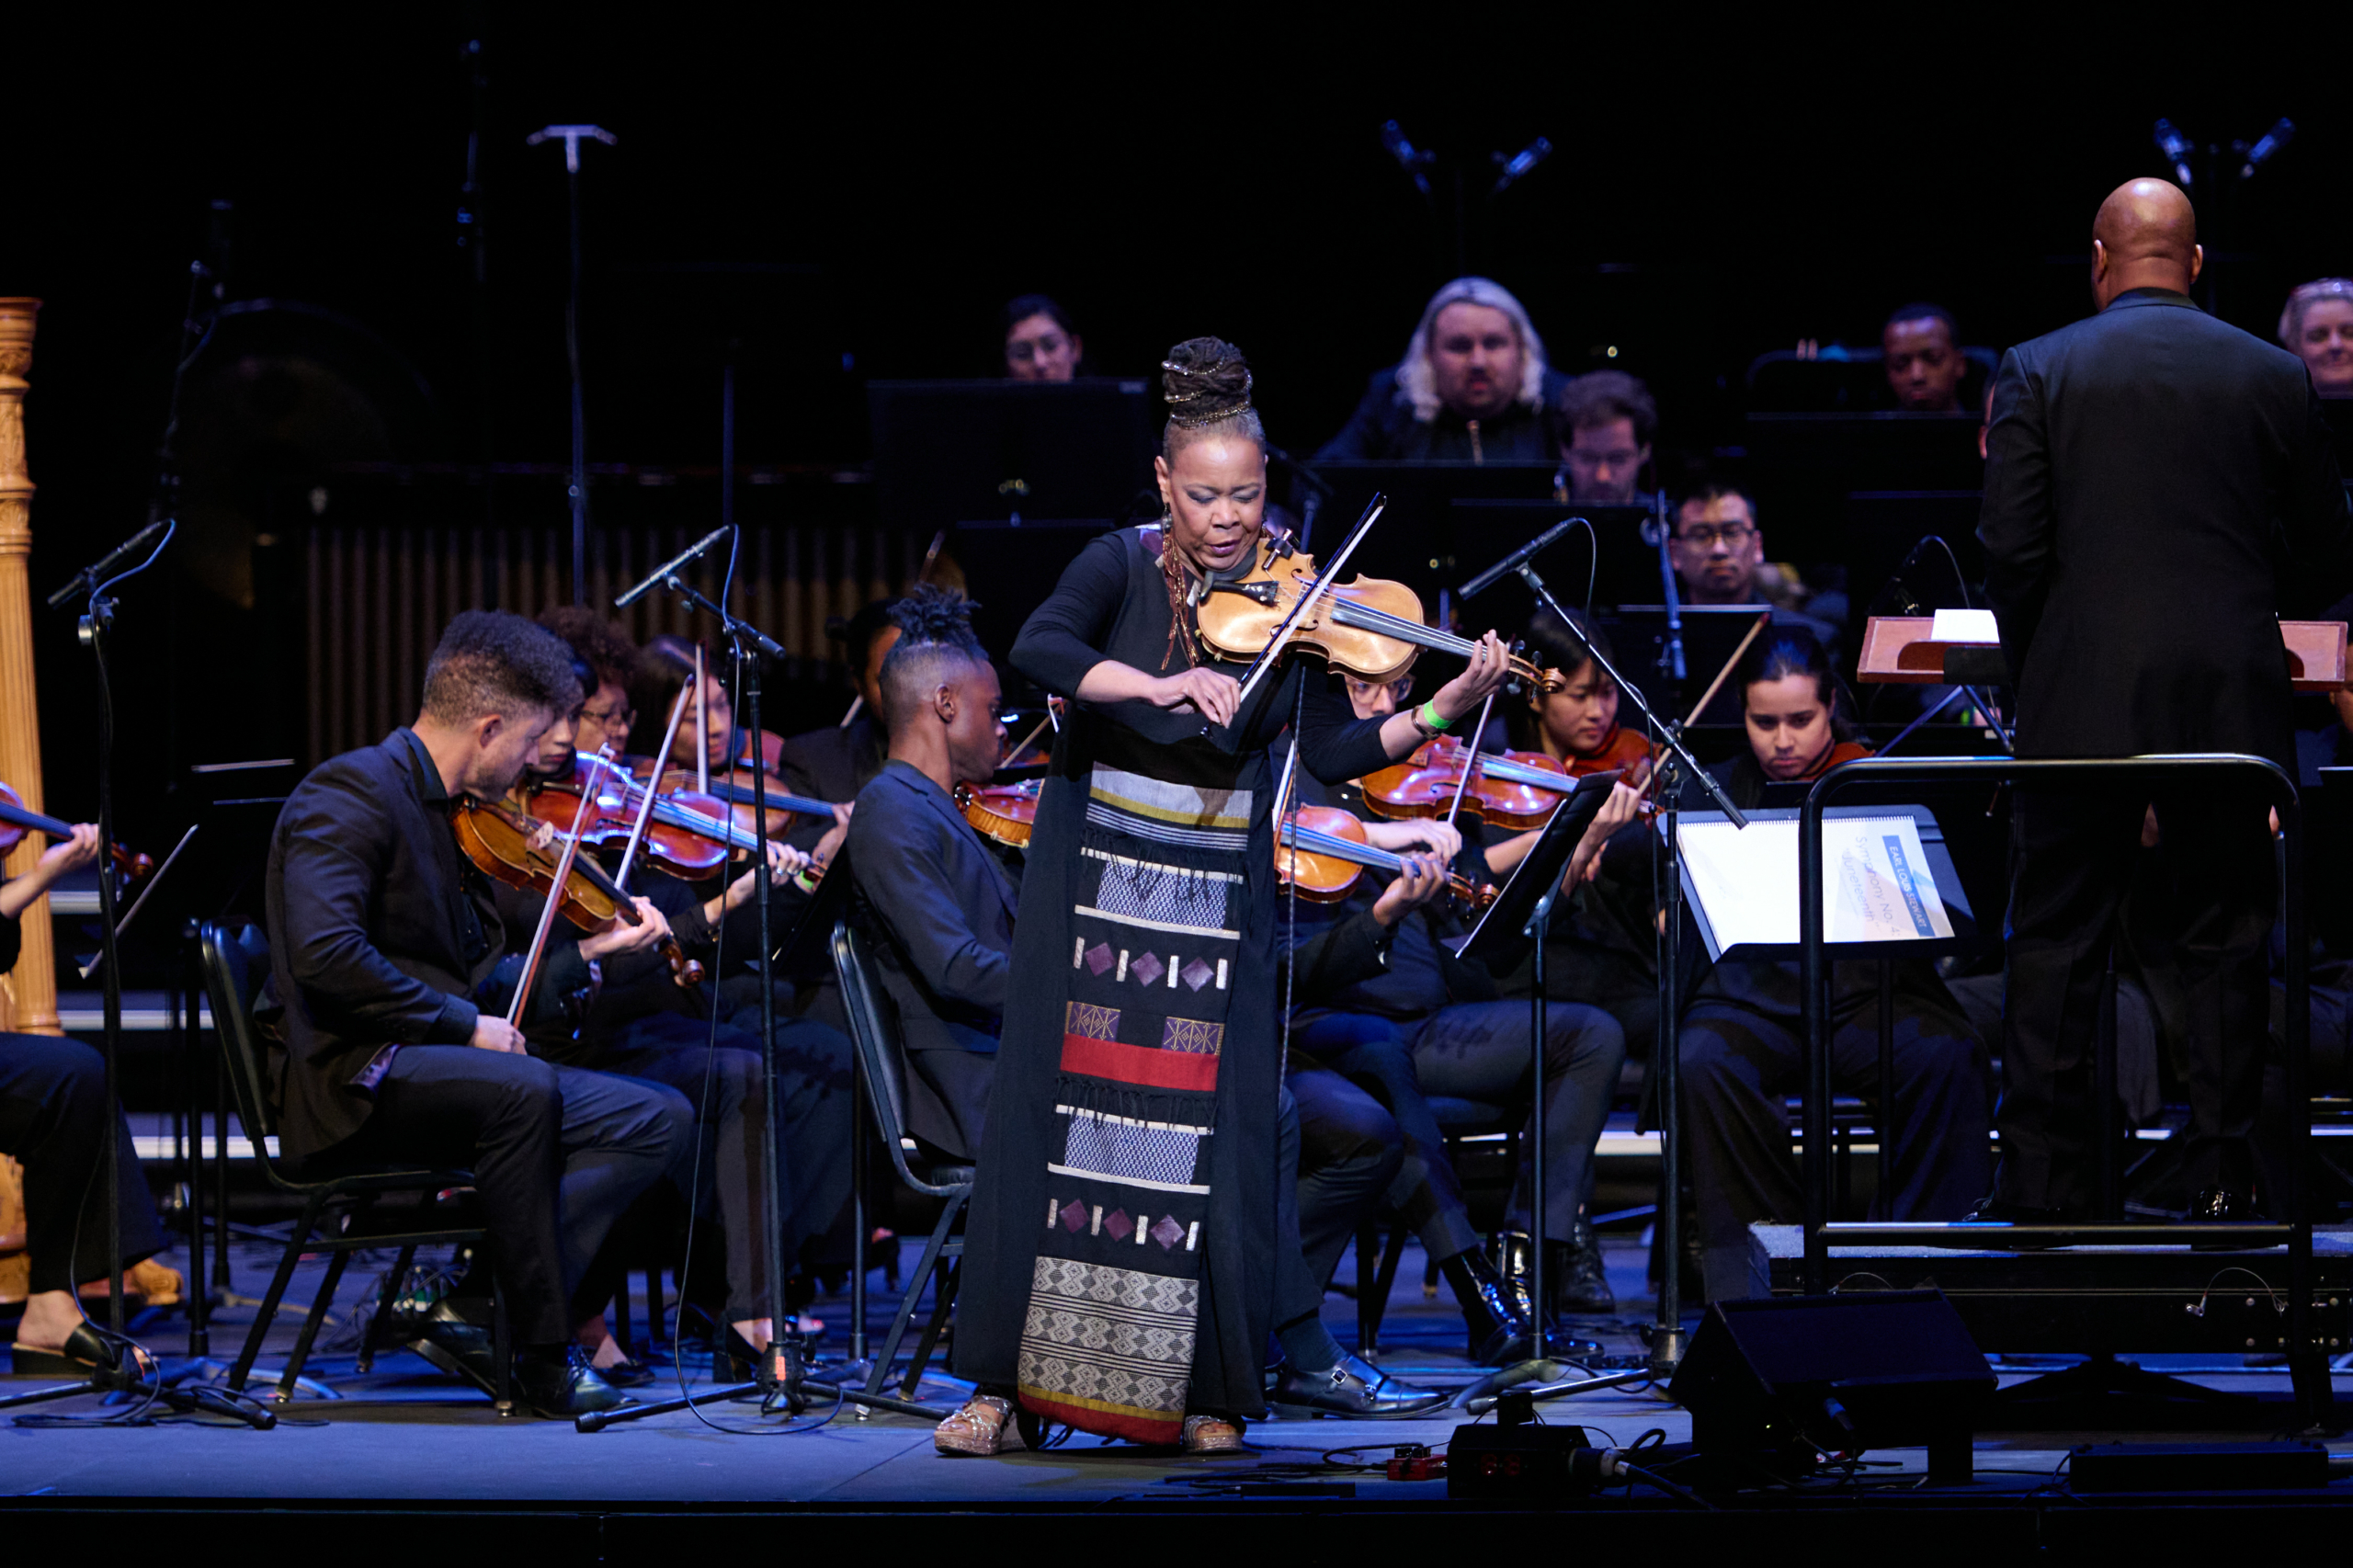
top-left (831, 919), bottom-right (972, 1399)
top-left (198, 921), bottom-right (507, 1406)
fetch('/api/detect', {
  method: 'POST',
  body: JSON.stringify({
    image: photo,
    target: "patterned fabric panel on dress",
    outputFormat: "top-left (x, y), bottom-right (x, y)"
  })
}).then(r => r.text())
top-left (1015, 767), bottom-right (1248, 1442)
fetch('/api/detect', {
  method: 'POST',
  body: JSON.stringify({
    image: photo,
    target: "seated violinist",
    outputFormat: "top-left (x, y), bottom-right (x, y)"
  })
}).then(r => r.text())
top-left (1282, 667), bottom-right (1638, 1352)
top-left (262, 610), bottom-right (693, 1418)
top-left (1495, 612), bottom-right (1665, 1086)
top-left (524, 609), bottom-right (852, 1386)
top-left (1672, 629), bottom-right (1991, 1301)
top-left (836, 588), bottom-right (1017, 1165)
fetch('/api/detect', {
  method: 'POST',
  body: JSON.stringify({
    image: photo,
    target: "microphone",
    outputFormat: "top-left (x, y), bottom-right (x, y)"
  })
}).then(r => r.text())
top-left (614, 526), bottom-right (731, 608)
top-left (1381, 120), bottom-right (1434, 198)
top-left (47, 518), bottom-right (170, 608)
top-left (1460, 516), bottom-right (1584, 599)
top-left (2241, 118), bottom-right (2294, 180)
top-left (2154, 119), bottom-right (2195, 187)
top-left (1490, 137), bottom-right (1553, 197)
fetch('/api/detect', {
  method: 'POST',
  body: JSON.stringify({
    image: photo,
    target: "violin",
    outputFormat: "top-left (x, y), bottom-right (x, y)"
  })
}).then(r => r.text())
top-left (1359, 730), bottom-right (1658, 831)
top-left (954, 778), bottom-right (1042, 849)
top-left (0, 782), bottom-right (153, 883)
top-left (450, 794), bottom-right (706, 991)
top-left (532, 756), bottom-right (789, 875)
top-left (1193, 533), bottom-right (1563, 691)
top-left (1276, 803), bottom-right (1495, 915)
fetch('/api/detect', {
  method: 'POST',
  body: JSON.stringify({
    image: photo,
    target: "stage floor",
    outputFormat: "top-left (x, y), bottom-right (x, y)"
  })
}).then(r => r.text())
top-left (8, 1231), bottom-right (2353, 1539)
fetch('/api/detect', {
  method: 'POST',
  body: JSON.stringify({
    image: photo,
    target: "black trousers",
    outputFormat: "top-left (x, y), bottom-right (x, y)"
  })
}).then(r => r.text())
top-left (321, 1047), bottom-right (691, 1345)
top-left (1282, 1066), bottom-right (1406, 1303)
top-left (1999, 786), bottom-right (2275, 1212)
top-left (1681, 1000), bottom-right (1990, 1301)
top-left (0, 1034), bottom-right (165, 1293)
top-left (1291, 1000), bottom-right (1626, 1255)
top-left (561, 1008), bottom-right (855, 1321)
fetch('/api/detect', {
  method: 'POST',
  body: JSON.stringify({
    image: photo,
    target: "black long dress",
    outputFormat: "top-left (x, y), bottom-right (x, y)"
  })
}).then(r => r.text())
top-left (950, 524), bottom-right (1390, 1439)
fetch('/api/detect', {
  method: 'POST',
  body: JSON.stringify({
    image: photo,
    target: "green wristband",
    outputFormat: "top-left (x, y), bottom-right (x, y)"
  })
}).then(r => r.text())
top-left (1418, 700), bottom-right (1453, 734)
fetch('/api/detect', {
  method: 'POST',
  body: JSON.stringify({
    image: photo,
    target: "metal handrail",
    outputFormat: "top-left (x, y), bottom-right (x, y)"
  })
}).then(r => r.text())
top-left (1795, 754), bottom-right (2321, 1420)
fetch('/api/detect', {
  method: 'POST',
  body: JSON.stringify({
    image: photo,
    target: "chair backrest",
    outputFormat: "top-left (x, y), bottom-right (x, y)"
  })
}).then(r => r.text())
top-left (199, 921), bottom-right (283, 1168)
top-left (829, 917), bottom-right (961, 1198)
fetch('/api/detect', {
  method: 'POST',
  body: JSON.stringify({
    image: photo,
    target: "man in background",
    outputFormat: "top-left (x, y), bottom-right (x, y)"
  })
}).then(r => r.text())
top-left (1883, 303), bottom-right (1970, 412)
top-left (1315, 277), bottom-right (1567, 463)
top-left (1553, 370), bottom-right (1656, 504)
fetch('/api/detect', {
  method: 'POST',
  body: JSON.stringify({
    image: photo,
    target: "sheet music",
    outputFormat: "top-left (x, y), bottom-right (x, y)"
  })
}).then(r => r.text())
top-left (1677, 814), bottom-right (1952, 958)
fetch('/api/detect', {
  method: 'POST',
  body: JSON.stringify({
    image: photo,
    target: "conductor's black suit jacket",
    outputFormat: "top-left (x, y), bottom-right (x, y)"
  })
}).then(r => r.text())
top-left (1979, 289), bottom-right (2351, 767)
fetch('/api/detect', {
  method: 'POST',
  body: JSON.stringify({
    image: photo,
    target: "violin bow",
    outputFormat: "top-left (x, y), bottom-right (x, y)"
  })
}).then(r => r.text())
top-left (506, 755), bottom-right (610, 1027)
top-left (694, 643), bottom-right (710, 796)
top-left (1442, 690), bottom-right (1499, 827)
top-left (1229, 494), bottom-right (1387, 716)
top-left (999, 713), bottom-right (1053, 770)
top-left (613, 683), bottom-right (698, 892)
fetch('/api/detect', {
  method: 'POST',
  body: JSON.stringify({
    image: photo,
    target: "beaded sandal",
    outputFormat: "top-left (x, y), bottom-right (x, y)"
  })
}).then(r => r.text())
top-left (934, 1392), bottom-right (1016, 1456)
top-left (1180, 1413), bottom-right (1247, 1453)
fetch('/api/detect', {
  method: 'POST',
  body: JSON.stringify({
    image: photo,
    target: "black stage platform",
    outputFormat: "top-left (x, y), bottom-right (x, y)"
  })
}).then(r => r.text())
top-left (9, 1228), bottom-right (2353, 1549)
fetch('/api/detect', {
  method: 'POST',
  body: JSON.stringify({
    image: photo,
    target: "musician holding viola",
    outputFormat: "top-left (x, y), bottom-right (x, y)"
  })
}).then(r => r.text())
top-left (1669, 629), bottom-right (1990, 1302)
top-left (944, 338), bottom-right (1516, 1454)
top-left (1279, 668), bottom-right (1637, 1353)
top-left (1493, 612), bottom-right (1668, 1146)
top-left (1, 821), bottom-right (175, 1375)
top-left (517, 610), bottom-right (853, 1388)
top-left (262, 611), bottom-right (694, 1419)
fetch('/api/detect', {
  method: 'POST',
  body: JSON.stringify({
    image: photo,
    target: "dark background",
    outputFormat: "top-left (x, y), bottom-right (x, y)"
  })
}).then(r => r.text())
top-left (11, 11), bottom-right (2349, 842)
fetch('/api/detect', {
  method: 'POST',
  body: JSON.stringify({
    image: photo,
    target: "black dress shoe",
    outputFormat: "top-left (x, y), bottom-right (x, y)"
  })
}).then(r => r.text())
top-left (1267, 1353), bottom-right (1447, 1418)
top-left (513, 1346), bottom-right (624, 1418)
top-left (2186, 1187), bottom-right (2268, 1251)
top-left (1442, 1247), bottom-right (1543, 1366)
top-left (409, 1300), bottom-right (500, 1394)
top-left (592, 1353), bottom-right (658, 1389)
top-left (1504, 1223), bottom-right (1615, 1316)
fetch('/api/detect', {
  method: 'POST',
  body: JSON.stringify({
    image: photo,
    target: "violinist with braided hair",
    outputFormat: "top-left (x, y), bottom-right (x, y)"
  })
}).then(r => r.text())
top-left (940, 337), bottom-right (1513, 1455)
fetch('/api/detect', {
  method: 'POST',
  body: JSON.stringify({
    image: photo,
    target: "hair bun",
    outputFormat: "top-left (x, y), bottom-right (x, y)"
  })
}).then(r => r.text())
top-left (889, 582), bottom-right (980, 643)
top-left (1162, 337), bottom-right (1254, 427)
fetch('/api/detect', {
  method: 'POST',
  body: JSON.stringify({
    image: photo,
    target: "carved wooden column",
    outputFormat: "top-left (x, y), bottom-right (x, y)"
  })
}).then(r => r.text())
top-left (0, 299), bottom-right (59, 1035)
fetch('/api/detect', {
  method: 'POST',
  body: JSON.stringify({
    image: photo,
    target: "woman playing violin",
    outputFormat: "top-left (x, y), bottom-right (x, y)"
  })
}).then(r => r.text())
top-left (1671, 627), bottom-right (1990, 1303)
top-left (943, 338), bottom-right (1514, 1456)
top-left (1512, 609), bottom-right (1656, 786)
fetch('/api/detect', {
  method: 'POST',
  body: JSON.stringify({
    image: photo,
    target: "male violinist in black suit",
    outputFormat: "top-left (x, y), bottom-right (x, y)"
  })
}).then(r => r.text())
top-left (1978, 178), bottom-right (2353, 1223)
top-left (264, 610), bottom-right (692, 1417)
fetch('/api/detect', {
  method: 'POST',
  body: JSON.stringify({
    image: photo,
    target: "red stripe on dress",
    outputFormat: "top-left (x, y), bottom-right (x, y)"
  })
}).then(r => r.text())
top-left (1059, 1034), bottom-right (1221, 1093)
top-left (1020, 1392), bottom-right (1182, 1445)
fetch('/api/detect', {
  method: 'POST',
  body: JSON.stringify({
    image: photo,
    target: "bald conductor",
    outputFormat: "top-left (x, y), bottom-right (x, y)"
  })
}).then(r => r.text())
top-left (1977, 180), bottom-right (2351, 1225)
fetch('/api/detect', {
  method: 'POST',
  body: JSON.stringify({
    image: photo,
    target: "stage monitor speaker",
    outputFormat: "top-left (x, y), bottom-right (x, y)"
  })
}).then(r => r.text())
top-left (1668, 1289), bottom-right (1995, 1483)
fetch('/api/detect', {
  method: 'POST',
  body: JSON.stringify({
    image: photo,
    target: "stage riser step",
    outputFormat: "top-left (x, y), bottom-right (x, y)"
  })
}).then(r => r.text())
top-left (1753, 1224), bottom-right (2353, 1353)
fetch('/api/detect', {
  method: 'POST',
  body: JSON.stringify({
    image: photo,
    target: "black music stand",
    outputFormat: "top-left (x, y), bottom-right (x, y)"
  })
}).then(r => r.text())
top-left (869, 379), bottom-right (1154, 535)
top-left (1449, 770), bottom-right (1621, 1351)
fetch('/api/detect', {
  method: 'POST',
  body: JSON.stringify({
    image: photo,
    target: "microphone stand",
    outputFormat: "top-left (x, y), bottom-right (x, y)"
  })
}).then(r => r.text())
top-left (1649, 490), bottom-right (1688, 686)
top-left (1503, 553), bottom-right (1745, 1379)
